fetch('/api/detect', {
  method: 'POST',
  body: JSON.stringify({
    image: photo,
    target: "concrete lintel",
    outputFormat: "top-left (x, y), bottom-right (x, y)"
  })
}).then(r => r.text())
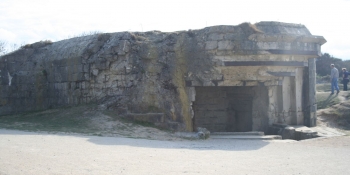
top-left (264, 80), bottom-right (282, 86)
top-left (224, 61), bottom-right (308, 67)
top-left (221, 81), bottom-right (260, 86)
top-left (185, 80), bottom-right (224, 87)
top-left (267, 49), bottom-right (319, 56)
top-left (267, 71), bottom-right (296, 77)
top-left (212, 55), bottom-right (309, 62)
top-left (299, 36), bottom-right (327, 45)
top-left (188, 80), bottom-right (260, 87)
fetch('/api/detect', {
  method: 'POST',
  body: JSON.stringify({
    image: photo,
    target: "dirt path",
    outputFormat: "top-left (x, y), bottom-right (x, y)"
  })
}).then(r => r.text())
top-left (1, 129), bottom-right (350, 175)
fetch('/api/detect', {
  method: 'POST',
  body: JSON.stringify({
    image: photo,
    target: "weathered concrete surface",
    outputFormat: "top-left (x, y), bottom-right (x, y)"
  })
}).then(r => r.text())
top-left (270, 124), bottom-right (344, 140)
top-left (281, 126), bottom-right (296, 140)
top-left (0, 21), bottom-right (326, 132)
top-left (0, 129), bottom-right (350, 175)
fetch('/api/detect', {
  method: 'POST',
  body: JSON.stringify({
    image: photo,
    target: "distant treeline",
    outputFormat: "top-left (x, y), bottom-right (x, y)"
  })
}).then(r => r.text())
top-left (316, 53), bottom-right (350, 76)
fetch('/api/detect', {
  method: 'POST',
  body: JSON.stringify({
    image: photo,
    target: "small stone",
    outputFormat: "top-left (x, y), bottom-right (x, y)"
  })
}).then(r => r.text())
top-left (92, 69), bottom-right (99, 76)
top-left (197, 127), bottom-right (210, 139)
top-left (282, 126), bottom-right (295, 140)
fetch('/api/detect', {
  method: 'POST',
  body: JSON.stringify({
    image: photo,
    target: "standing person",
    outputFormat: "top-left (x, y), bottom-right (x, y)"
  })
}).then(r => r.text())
top-left (330, 64), bottom-right (340, 94)
top-left (342, 68), bottom-right (349, 91)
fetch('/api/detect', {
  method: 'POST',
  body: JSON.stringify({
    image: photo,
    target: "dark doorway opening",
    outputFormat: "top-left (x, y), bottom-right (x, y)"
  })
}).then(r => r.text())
top-left (193, 87), bottom-right (253, 132)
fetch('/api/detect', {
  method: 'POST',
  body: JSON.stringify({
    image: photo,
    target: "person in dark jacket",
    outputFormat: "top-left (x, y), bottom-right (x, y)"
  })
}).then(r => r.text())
top-left (342, 68), bottom-right (349, 91)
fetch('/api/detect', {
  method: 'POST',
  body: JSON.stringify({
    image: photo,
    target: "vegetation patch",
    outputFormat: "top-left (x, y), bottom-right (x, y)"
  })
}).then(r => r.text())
top-left (316, 83), bottom-right (344, 92)
top-left (0, 104), bottom-right (177, 140)
top-left (102, 110), bottom-right (169, 132)
top-left (316, 92), bottom-right (341, 109)
top-left (0, 104), bottom-right (99, 134)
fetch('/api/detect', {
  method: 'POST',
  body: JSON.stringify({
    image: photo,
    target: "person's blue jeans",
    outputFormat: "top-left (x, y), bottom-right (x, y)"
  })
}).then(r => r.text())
top-left (331, 78), bottom-right (339, 93)
top-left (343, 79), bottom-right (349, 91)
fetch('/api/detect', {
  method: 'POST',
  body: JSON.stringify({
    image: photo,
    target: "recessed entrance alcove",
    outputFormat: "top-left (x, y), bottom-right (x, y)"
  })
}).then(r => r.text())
top-left (193, 86), bottom-right (269, 132)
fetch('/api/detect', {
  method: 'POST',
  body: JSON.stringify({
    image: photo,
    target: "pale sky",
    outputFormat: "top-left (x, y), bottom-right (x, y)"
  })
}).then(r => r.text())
top-left (1, 0), bottom-right (350, 60)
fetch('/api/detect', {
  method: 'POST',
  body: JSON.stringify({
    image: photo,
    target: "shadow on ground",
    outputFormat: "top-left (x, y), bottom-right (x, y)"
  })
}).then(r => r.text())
top-left (0, 129), bottom-right (270, 151)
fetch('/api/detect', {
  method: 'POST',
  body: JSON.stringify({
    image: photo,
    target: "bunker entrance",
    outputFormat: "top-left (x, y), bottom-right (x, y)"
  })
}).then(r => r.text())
top-left (193, 87), bottom-right (253, 132)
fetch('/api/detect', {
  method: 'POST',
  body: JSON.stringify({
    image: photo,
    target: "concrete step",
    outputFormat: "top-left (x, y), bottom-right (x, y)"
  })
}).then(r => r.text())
top-left (210, 135), bottom-right (282, 140)
top-left (211, 132), bottom-right (264, 136)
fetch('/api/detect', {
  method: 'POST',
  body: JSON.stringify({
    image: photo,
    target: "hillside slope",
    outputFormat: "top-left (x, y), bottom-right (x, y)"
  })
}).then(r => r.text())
top-left (316, 83), bottom-right (350, 134)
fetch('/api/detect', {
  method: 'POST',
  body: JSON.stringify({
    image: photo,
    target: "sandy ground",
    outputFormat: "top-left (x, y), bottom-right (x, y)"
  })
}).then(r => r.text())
top-left (1, 129), bottom-right (350, 175)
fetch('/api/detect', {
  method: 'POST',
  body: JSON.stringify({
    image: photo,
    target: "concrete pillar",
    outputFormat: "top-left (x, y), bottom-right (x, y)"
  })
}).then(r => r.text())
top-left (282, 77), bottom-right (293, 124)
top-left (267, 85), bottom-right (283, 125)
top-left (267, 86), bottom-right (277, 125)
top-left (307, 58), bottom-right (317, 126)
top-left (295, 68), bottom-right (304, 125)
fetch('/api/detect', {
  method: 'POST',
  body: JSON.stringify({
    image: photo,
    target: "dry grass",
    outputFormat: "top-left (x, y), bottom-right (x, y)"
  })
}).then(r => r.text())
top-left (21, 40), bottom-right (53, 49)
top-left (316, 92), bottom-right (340, 109)
top-left (316, 82), bottom-right (344, 92)
top-left (317, 83), bottom-right (350, 131)
top-left (0, 104), bottom-right (176, 140)
top-left (238, 22), bottom-right (264, 35)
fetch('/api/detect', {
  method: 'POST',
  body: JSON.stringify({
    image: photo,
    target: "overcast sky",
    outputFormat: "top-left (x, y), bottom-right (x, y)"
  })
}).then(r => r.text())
top-left (1, 0), bottom-right (350, 60)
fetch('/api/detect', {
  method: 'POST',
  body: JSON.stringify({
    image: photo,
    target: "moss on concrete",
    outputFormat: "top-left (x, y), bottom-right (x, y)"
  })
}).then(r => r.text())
top-left (174, 35), bottom-right (192, 131)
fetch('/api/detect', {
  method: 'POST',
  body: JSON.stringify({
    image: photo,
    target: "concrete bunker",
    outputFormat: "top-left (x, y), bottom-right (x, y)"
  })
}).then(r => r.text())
top-left (0, 21), bottom-right (326, 134)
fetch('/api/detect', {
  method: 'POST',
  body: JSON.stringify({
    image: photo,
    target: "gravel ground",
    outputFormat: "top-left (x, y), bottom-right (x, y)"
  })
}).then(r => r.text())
top-left (1, 129), bottom-right (350, 175)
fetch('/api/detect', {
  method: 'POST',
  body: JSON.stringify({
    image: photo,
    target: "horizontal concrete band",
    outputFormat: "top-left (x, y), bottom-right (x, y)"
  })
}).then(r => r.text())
top-left (267, 49), bottom-right (319, 56)
top-left (185, 80), bottom-right (282, 87)
top-left (224, 61), bottom-right (308, 67)
top-left (267, 71), bottom-right (296, 77)
top-left (249, 34), bottom-right (327, 45)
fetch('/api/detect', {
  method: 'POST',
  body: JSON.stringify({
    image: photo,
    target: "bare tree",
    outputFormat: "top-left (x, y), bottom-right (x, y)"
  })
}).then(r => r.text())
top-left (10, 43), bottom-right (19, 52)
top-left (0, 40), bottom-right (7, 56)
